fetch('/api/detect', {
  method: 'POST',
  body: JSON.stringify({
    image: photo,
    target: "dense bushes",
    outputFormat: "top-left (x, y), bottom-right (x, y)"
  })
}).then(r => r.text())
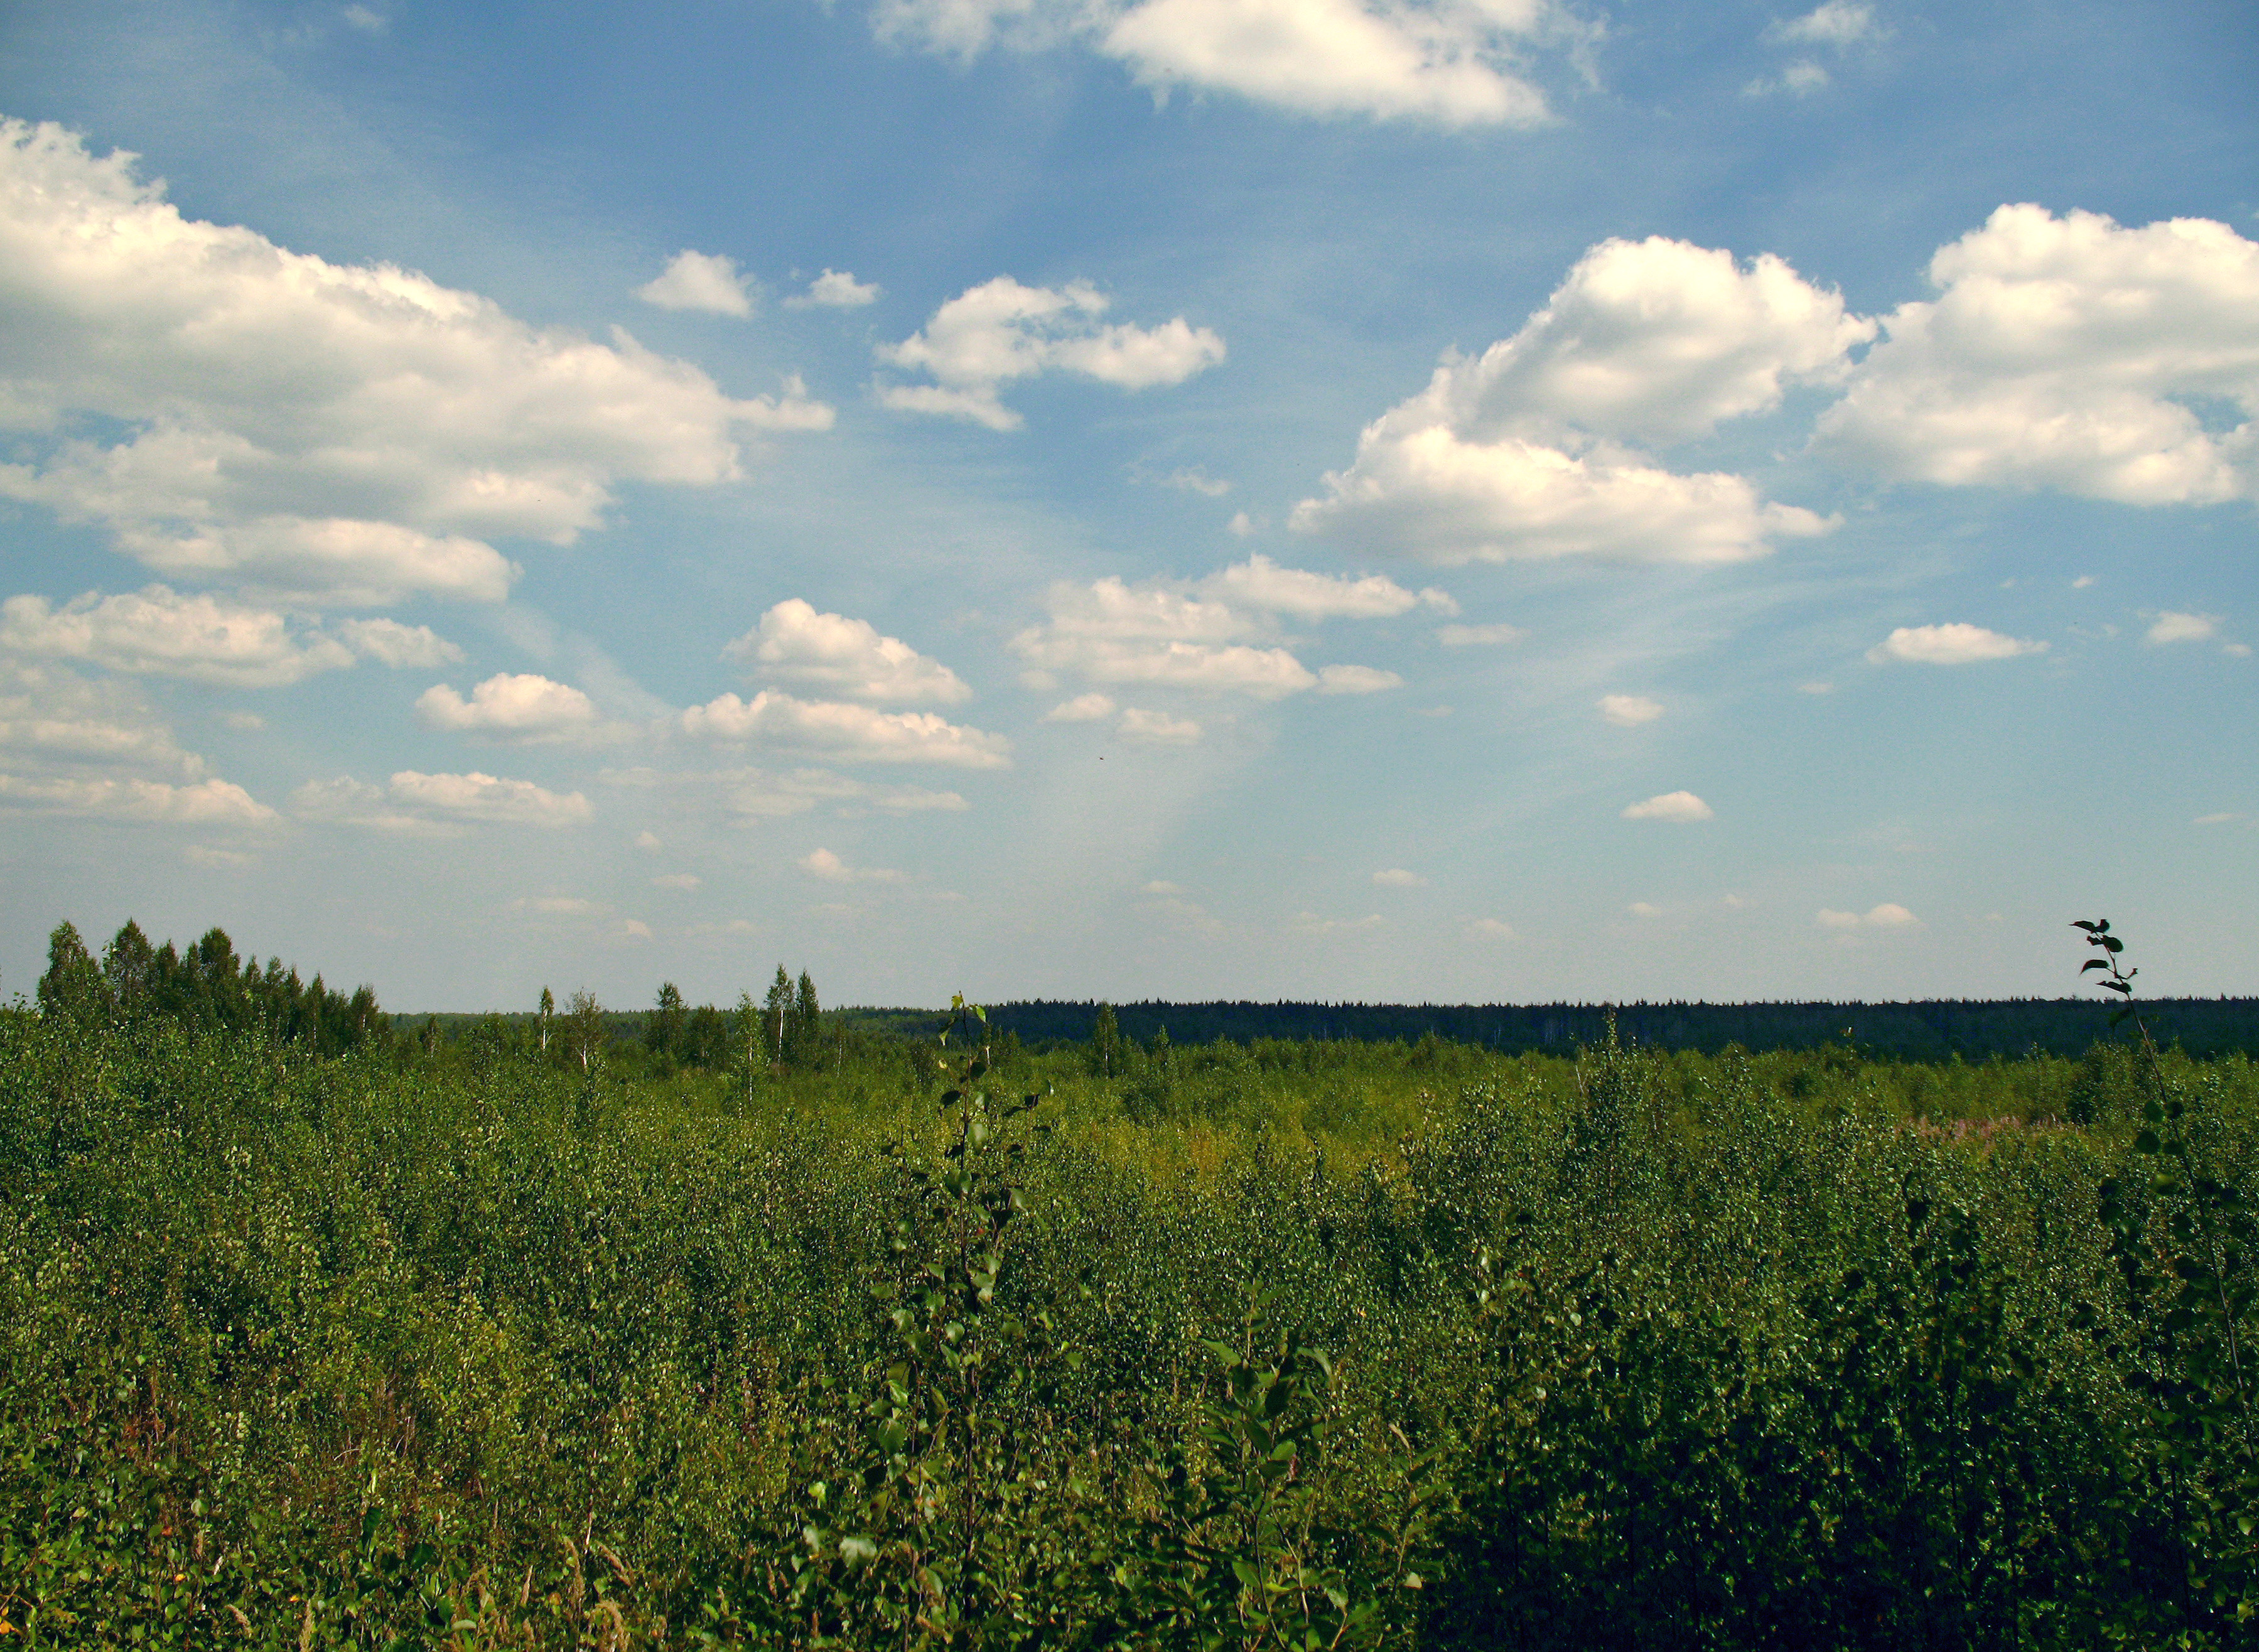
top-left (3, 996), bottom-right (2258, 1646)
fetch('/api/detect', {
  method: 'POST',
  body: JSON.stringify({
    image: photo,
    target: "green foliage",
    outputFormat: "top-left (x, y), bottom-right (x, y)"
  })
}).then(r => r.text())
top-left (36, 918), bottom-right (389, 1053)
top-left (8, 930), bottom-right (2259, 1646)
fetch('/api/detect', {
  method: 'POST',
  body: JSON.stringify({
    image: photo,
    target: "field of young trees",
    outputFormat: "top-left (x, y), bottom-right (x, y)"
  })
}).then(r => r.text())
top-left (5, 919), bottom-right (2259, 1647)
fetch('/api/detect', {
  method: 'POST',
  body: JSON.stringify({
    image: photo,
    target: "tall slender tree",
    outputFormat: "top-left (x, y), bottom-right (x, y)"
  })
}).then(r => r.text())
top-left (735, 988), bottom-right (760, 1099)
top-left (763, 966), bottom-right (792, 1071)
top-left (647, 980), bottom-right (686, 1063)
top-left (36, 922), bottom-right (105, 1024)
top-left (1090, 1001), bottom-right (1124, 1077)
top-left (790, 969), bottom-right (821, 1066)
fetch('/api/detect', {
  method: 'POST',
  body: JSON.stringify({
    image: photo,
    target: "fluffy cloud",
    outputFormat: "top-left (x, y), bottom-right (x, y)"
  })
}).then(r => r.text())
top-left (876, 276), bottom-right (1223, 430)
top-left (1746, 1), bottom-right (1878, 94)
top-left (1818, 206), bottom-right (2259, 505)
top-left (0, 661), bottom-right (205, 777)
top-left (1013, 576), bottom-right (1313, 698)
top-left (725, 599), bottom-right (971, 703)
top-left (294, 770), bottom-right (591, 831)
top-left (385, 770), bottom-right (593, 826)
top-left (415, 673), bottom-right (608, 742)
top-left (1012, 561), bottom-right (1410, 699)
top-left (681, 690), bottom-right (1011, 767)
top-left (334, 618), bottom-right (462, 668)
top-left (0, 658), bottom-right (274, 826)
top-left (1867, 623), bottom-right (2046, 664)
top-left (2147, 611), bottom-right (2220, 644)
top-left (1771, 2), bottom-right (1881, 46)
top-left (799, 846), bottom-right (907, 883)
top-left (1295, 433), bottom-right (1836, 564)
top-left (1818, 902), bottom-right (1921, 930)
top-left (872, 0), bottom-right (1585, 128)
top-left (1315, 664), bottom-right (1403, 693)
top-left (635, 249), bottom-right (755, 315)
top-left (0, 120), bottom-right (831, 606)
top-left (0, 585), bottom-right (352, 686)
top-left (1438, 621), bottom-right (1526, 646)
top-left (1293, 235), bottom-right (1865, 563)
top-left (1118, 706), bottom-right (1202, 743)
top-left (1599, 693), bottom-right (1663, 725)
top-left (785, 269), bottom-right (881, 308)
top-left (0, 772), bottom-right (272, 824)
top-left (1402, 236), bottom-right (1874, 445)
top-left (1622, 790), bottom-right (1712, 821)
top-left (1203, 554), bottom-right (1428, 620)
top-left (0, 586), bottom-right (456, 687)
top-left (1046, 692), bottom-right (1118, 722)
top-left (1465, 916), bottom-right (1516, 938)
top-left (1372, 867), bottom-right (1426, 887)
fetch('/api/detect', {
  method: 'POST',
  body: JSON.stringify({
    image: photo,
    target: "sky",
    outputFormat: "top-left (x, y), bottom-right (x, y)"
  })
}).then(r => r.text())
top-left (0, 0), bottom-right (2253, 1013)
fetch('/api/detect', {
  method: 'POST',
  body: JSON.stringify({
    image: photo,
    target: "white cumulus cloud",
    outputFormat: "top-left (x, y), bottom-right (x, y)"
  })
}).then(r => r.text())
top-left (1013, 576), bottom-right (1314, 698)
top-left (1818, 206), bottom-right (2259, 507)
top-left (0, 661), bottom-right (207, 779)
top-left (1118, 706), bottom-right (1203, 744)
top-left (1372, 867), bottom-right (1426, 887)
top-left (1013, 558), bottom-right (1420, 701)
top-left (681, 690), bottom-right (1011, 767)
top-left (1867, 623), bottom-right (2047, 664)
top-left (1599, 693), bottom-right (1663, 725)
top-left (0, 593), bottom-right (456, 689)
top-left (294, 769), bottom-right (591, 831)
top-left (1315, 664), bottom-right (1403, 694)
top-left (0, 586), bottom-right (352, 686)
top-left (785, 269), bottom-right (881, 308)
top-left (1771, 2), bottom-right (1881, 46)
top-left (1293, 234), bottom-right (1865, 563)
top-left (872, 0), bottom-right (1588, 129)
top-left (0, 772), bottom-right (272, 824)
top-left (2147, 611), bottom-right (2220, 644)
top-left (416, 673), bottom-right (608, 742)
top-left (635, 249), bottom-right (755, 316)
top-left (1622, 790), bottom-right (1713, 821)
top-left (335, 618), bottom-right (462, 669)
top-left (799, 846), bottom-right (907, 882)
top-left (0, 120), bottom-right (831, 607)
top-left (876, 276), bottom-right (1224, 430)
top-left (1046, 692), bottom-right (1118, 721)
top-left (1438, 621), bottom-right (1526, 646)
top-left (1202, 553), bottom-right (1421, 620)
top-left (725, 599), bottom-right (971, 703)
top-left (1819, 902), bottom-right (1920, 930)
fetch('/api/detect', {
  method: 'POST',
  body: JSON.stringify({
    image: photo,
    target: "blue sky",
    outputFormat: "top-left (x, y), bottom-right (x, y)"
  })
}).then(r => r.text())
top-left (0, 0), bottom-right (2252, 1011)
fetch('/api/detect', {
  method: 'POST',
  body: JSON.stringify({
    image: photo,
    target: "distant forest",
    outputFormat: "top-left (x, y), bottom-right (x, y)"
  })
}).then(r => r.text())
top-left (836, 995), bottom-right (2259, 1061)
top-left (36, 914), bottom-right (2259, 1062)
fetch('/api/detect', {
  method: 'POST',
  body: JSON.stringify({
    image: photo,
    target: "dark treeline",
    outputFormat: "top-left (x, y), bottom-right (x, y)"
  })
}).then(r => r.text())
top-left (34, 919), bottom-right (388, 1055)
top-left (838, 993), bottom-right (2259, 1060)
